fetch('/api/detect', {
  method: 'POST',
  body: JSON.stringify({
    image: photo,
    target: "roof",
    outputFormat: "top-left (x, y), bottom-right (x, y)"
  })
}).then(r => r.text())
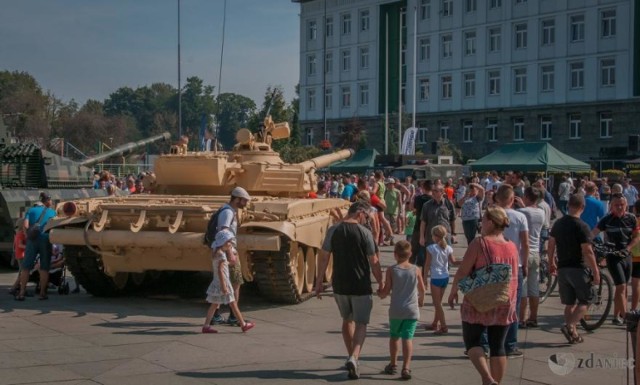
top-left (329, 148), bottom-right (380, 172)
top-left (470, 142), bottom-right (591, 173)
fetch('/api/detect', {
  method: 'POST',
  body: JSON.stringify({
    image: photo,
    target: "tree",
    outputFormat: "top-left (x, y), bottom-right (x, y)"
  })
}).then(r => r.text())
top-left (0, 70), bottom-right (50, 140)
top-left (215, 92), bottom-right (256, 149)
top-left (336, 118), bottom-right (367, 151)
top-left (173, 76), bottom-right (216, 139)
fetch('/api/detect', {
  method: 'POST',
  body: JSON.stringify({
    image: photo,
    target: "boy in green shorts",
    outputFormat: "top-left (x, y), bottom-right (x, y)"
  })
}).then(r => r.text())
top-left (378, 241), bottom-right (425, 380)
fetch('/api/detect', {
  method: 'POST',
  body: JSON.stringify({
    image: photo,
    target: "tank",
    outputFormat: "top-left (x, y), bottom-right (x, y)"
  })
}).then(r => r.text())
top-left (47, 116), bottom-right (354, 303)
top-left (0, 117), bottom-right (170, 265)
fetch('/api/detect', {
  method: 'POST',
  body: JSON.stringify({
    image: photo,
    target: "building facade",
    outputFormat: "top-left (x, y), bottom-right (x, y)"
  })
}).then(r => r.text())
top-left (294, 0), bottom-right (640, 162)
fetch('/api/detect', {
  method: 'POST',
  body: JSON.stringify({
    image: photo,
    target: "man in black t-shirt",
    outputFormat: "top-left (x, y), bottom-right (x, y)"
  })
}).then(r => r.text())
top-left (592, 193), bottom-right (637, 325)
top-left (315, 201), bottom-right (383, 380)
top-left (549, 193), bottom-right (599, 344)
top-left (410, 180), bottom-right (433, 266)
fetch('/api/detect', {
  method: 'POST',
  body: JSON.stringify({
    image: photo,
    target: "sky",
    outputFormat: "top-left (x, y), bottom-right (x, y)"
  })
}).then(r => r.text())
top-left (0, 0), bottom-right (301, 106)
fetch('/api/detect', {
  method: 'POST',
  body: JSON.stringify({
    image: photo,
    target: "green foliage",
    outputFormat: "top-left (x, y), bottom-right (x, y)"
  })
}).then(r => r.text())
top-left (437, 141), bottom-right (464, 164)
top-left (601, 169), bottom-right (625, 181)
top-left (216, 92), bottom-right (256, 149)
top-left (337, 118), bottom-right (366, 151)
top-left (575, 170), bottom-right (598, 180)
top-left (277, 143), bottom-right (323, 163)
top-left (629, 170), bottom-right (640, 179)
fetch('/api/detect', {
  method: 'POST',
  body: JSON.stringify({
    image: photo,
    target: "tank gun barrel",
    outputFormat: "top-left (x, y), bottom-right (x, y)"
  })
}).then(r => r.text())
top-left (299, 149), bottom-right (354, 172)
top-left (80, 132), bottom-right (171, 167)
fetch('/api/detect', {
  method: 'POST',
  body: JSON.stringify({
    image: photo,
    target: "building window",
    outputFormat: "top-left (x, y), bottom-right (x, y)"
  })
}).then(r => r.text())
top-left (489, 27), bottom-right (501, 52)
top-left (601, 58), bottom-right (616, 86)
top-left (420, 0), bottom-right (431, 20)
top-left (419, 78), bottom-right (430, 100)
top-left (513, 117), bottom-right (524, 141)
top-left (465, 0), bottom-right (476, 12)
top-left (487, 118), bottom-right (498, 142)
top-left (359, 46), bottom-right (369, 69)
top-left (569, 61), bottom-right (584, 89)
top-left (341, 13), bottom-right (351, 35)
top-left (514, 67), bottom-right (527, 94)
top-left (601, 9), bottom-right (616, 38)
top-left (570, 14), bottom-right (585, 42)
top-left (360, 10), bottom-right (370, 32)
top-left (441, 34), bottom-right (452, 58)
top-left (325, 88), bottom-right (332, 110)
top-left (441, 75), bottom-right (452, 99)
top-left (541, 19), bottom-right (555, 45)
top-left (440, 121), bottom-right (450, 141)
top-left (306, 127), bottom-right (313, 146)
top-left (341, 49), bottom-right (351, 71)
top-left (325, 52), bottom-right (333, 74)
top-left (515, 0), bottom-right (527, 3)
top-left (325, 17), bottom-right (334, 37)
top-left (600, 112), bottom-right (612, 138)
top-left (489, 0), bottom-right (502, 9)
top-left (464, 72), bottom-right (475, 97)
top-left (307, 55), bottom-right (317, 77)
top-left (488, 70), bottom-right (500, 95)
top-left (541, 65), bottom-right (554, 92)
top-left (417, 127), bottom-right (428, 143)
top-left (308, 20), bottom-right (317, 41)
top-left (463, 120), bottom-right (473, 142)
top-left (515, 23), bottom-right (527, 49)
top-left (307, 89), bottom-right (316, 111)
top-left (442, 0), bottom-right (453, 17)
top-left (569, 113), bottom-right (581, 139)
top-left (540, 116), bottom-right (552, 140)
top-left (341, 86), bottom-right (351, 108)
top-left (419, 38), bottom-right (431, 61)
top-left (464, 31), bottom-right (476, 55)
top-left (359, 84), bottom-right (369, 106)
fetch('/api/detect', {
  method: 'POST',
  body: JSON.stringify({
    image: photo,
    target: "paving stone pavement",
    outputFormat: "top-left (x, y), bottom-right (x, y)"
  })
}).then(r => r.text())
top-left (0, 227), bottom-right (635, 385)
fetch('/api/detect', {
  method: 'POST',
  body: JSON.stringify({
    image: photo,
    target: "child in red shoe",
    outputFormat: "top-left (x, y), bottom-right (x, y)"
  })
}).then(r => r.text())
top-left (202, 230), bottom-right (255, 333)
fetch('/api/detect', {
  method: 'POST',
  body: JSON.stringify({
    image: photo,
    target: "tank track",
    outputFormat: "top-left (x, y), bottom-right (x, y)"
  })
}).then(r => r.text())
top-left (252, 238), bottom-right (313, 304)
top-left (64, 246), bottom-right (127, 297)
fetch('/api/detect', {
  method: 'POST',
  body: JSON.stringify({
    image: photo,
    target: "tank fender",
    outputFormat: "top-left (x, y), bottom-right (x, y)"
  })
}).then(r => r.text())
top-left (240, 221), bottom-right (296, 242)
top-left (44, 216), bottom-right (90, 232)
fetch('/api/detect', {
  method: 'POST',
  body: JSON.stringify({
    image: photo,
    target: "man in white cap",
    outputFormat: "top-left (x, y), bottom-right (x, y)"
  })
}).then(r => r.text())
top-left (211, 186), bottom-right (251, 325)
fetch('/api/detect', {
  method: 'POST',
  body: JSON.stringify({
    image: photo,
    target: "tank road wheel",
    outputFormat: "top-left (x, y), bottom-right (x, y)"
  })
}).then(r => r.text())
top-left (303, 246), bottom-right (317, 293)
top-left (251, 237), bottom-right (313, 304)
top-left (64, 246), bottom-right (130, 297)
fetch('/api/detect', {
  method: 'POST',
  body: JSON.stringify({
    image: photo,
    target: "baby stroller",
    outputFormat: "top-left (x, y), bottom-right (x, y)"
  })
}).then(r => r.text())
top-left (28, 244), bottom-right (70, 295)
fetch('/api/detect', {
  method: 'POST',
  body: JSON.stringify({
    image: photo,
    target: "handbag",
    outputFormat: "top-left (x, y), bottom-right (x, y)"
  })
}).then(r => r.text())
top-left (26, 208), bottom-right (47, 241)
top-left (457, 238), bottom-right (512, 313)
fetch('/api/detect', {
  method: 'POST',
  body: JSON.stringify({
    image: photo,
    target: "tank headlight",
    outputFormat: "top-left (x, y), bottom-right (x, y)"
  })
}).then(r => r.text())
top-left (62, 202), bottom-right (78, 217)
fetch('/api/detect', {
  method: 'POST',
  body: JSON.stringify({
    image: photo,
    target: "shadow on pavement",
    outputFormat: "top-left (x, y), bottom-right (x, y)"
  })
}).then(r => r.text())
top-left (177, 368), bottom-right (347, 382)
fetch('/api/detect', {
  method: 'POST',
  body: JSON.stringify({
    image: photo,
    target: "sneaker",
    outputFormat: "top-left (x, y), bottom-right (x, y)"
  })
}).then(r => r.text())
top-left (346, 357), bottom-right (359, 380)
top-left (506, 349), bottom-right (524, 358)
top-left (241, 322), bottom-right (255, 332)
top-left (226, 316), bottom-right (239, 326)
top-left (612, 317), bottom-right (625, 326)
top-left (210, 314), bottom-right (225, 325)
top-left (201, 326), bottom-right (218, 334)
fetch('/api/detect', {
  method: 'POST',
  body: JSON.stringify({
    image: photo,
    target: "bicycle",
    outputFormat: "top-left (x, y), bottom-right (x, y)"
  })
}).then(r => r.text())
top-left (579, 238), bottom-right (615, 331)
top-left (538, 249), bottom-right (557, 304)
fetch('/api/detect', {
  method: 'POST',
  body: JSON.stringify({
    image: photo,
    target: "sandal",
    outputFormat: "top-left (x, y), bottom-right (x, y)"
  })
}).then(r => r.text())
top-left (14, 295), bottom-right (25, 301)
top-left (434, 327), bottom-right (448, 335)
top-left (383, 363), bottom-right (397, 375)
top-left (401, 368), bottom-right (412, 380)
top-left (560, 325), bottom-right (574, 344)
top-left (525, 319), bottom-right (538, 328)
top-left (571, 334), bottom-right (584, 344)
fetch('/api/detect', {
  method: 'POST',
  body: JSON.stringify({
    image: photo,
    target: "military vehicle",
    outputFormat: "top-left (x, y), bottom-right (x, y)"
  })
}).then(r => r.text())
top-left (0, 117), bottom-right (170, 265)
top-left (47, 116), bottom-right (353, 303)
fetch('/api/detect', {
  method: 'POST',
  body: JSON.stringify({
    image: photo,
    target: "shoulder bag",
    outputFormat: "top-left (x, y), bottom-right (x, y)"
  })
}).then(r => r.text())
top-left (27, 207), bottom-right (48, 241)
top-left (457, 237), bottom-right (512, 313)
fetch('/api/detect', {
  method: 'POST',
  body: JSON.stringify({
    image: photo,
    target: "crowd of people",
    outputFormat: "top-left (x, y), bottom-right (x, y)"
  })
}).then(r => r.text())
top-left (313, 169), bottom-right (640, 384)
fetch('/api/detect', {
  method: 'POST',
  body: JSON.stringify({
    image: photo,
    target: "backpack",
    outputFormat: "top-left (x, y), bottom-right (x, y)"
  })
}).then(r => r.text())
top-left (203, 206), bottom-right (234, 246)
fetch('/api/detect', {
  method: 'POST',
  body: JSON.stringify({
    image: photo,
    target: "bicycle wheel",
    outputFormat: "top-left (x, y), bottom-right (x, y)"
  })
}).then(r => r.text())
top-left (538, 251), bottom-right (557, 303)
top-left (580, 272), bottom-right (613, 331)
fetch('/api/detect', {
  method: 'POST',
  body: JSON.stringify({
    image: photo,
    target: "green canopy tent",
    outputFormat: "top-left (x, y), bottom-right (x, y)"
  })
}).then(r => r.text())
top-left (328, 148), bottom-right (380, 173)
top-left (470, 142), bottom-right (591, 173)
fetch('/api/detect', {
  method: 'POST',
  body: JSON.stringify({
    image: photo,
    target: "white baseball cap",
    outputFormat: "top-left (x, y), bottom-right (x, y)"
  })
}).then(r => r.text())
top-left (231, 186), bottom-right (251, 200)
top-left (212, 229), bottom-right (235, 249)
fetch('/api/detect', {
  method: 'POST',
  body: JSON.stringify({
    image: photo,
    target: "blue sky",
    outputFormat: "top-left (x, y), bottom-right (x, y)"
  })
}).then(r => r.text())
top-left (0, 0), bottom-right (301, 106)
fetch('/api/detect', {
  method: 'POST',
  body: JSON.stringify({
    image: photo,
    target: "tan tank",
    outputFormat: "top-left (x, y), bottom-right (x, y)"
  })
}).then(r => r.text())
top-left (46, 116), bottom-right (353, 303)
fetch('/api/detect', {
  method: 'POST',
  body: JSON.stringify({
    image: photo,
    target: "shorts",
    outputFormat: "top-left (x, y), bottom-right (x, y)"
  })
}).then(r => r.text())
top-left (521, 252), bottom-right (540, 297)
top-left (389, 319), bottom-right (418, 339)
top-left (558, 267), bottom-right (595, 305)
top-left (333, 294), bottom-right (373, 324)
top-left (633, 260), bottom-right (640, 279)
top-left (22, 235), bottom-right (52, 271)
top-left (462, 322), bottom-right (509, 357)
top-left (607, 255), bottom-right (631, 286)
top-left (430, 277), bottom-right (449, 288)
top-left (229, 263), bottom-right (244, 286)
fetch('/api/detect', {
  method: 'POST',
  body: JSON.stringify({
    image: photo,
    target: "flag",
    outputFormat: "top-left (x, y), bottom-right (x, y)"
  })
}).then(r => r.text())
top-left (401, 127), bottom-right (419, 155)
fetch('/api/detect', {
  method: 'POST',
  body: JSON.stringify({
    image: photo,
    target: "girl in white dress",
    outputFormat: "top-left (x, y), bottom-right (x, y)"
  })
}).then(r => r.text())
top-left (202, 230), bottom-right (255, 333)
